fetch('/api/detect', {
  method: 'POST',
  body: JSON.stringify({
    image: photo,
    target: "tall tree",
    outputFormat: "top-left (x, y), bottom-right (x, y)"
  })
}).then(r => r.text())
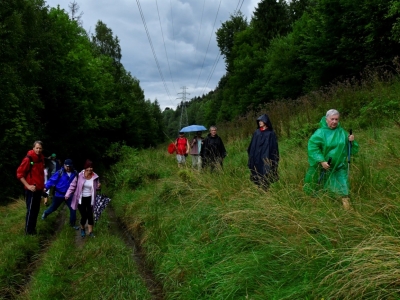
top-left (216, 12), bottom-right (248, 72)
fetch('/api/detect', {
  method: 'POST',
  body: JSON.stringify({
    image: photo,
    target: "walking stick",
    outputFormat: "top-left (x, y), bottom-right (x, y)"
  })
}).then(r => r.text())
top-left (318, 157), bottom-right (332, 185)
top-left (348, 129), bottom-right (352, 177)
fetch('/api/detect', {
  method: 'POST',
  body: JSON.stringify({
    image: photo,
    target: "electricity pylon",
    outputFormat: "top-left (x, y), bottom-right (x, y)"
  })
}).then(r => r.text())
top-left (177, 86), bottom-right (190, 131)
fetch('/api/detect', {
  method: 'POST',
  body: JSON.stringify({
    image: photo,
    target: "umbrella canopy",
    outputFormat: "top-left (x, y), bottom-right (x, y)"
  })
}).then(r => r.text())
top-left (180, 125), bottom-right (207, 132)
top-left (94, 193), bottom-right (111, 222)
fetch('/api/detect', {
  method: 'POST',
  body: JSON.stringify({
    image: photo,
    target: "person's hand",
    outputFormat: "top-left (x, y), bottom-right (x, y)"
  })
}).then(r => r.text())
top-left (65, 196), bottom-right (68, 200)
top-left (27, 184), bottom-right (36, 192)
top-left (98, 183), bottom-right (101, 189)
top-left (348, 134), bottom-right (354, 142)
top-left (321, 161), bottom-right (330, 170)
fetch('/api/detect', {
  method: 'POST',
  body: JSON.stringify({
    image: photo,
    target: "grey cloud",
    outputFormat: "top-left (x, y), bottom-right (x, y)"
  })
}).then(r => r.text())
top-left (45, 0), bottom-right (257, 109)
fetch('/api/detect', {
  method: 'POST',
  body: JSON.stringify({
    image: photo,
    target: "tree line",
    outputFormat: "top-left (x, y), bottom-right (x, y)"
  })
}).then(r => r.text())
top-left (0, 0), bottom-right (164, 199)
top-left (163, 0), bottom-right (400, 136)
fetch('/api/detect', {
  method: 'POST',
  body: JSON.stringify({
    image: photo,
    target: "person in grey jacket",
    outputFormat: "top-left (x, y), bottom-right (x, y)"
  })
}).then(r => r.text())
top-left (65, 159), bottom-right (100, 238)
top-left (189, 131), bottom-right (204, 170)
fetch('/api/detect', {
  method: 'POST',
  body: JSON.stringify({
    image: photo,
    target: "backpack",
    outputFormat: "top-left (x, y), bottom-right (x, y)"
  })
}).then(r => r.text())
top-left (25, 155), bottom-right (34, 179)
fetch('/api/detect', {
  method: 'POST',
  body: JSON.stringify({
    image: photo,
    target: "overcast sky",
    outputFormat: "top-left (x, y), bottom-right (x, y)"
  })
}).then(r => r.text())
top-left (44, 0), bottom-right (259, 110)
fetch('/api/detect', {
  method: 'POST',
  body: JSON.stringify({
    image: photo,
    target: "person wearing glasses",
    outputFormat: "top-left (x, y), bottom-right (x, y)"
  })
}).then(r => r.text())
top-left (41, 159), bottom-right (79, 229)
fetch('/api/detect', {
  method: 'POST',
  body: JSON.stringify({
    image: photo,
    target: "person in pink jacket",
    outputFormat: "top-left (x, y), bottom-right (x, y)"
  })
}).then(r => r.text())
top-left (65, 159), bottom-right (100, 238)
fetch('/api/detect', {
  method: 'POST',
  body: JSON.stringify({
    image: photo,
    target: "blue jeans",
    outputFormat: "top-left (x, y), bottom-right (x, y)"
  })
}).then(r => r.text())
top-left (43, 196), bottom-right (76, 226)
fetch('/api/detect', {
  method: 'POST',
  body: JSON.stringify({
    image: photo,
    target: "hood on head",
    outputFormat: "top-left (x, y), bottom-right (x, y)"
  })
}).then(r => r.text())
top-left (256, 114), bottom-right (273, 130)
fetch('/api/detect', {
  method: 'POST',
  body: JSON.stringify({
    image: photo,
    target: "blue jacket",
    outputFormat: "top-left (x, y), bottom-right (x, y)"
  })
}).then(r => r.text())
top-left (45, 168), bottom-right (78, 197)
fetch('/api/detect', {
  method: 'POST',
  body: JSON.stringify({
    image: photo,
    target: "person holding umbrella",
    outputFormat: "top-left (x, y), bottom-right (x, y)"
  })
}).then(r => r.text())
top-left (190, 131), bottom-right (204, 170)
top-left (247, 114), bottom-right (279, 191)
top-left (304, 109), bottom-right (359, 209)
top-left (65, 159), bottom-right (101, 238)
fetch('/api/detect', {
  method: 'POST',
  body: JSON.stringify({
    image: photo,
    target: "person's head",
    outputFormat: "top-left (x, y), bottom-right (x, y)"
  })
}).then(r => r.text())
top-left (196, 131), bottom-right (202, 137)
top-left (258, 120), bottom-right (267, 129)
top-left (256, 114), bottom-right (272, 130)
top-left (84, 159), bottom-right (93, 172)
top-left (51, 153), bottom-right (56, 160)
top-left (179, 132), bottom-right (185, 137)
top-left (32, 141), bottom-right (43, 156)
top-left (209, 126), bottom-right (217, 137)
top-left (64, 159), bottom-right (73, 171)
top-left (326, 109), bottom-right (340, 129)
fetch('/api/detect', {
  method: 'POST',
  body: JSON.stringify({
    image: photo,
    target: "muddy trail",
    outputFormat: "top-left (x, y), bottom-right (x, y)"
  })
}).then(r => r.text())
top-left (12, 203), bottom-right (164, 300)
top-left (106, 206), bottom-right (165, 300)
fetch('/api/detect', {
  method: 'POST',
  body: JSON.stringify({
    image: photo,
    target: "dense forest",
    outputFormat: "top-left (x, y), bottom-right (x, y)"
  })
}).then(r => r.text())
top-left (163, 0), bottom-right (400, 137)
top-left (1, 0), bottom-right (164, 199)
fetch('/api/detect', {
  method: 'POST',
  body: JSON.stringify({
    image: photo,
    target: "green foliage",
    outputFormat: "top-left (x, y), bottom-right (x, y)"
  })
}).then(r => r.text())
top-left (0, 1), bottom-right (164, 200)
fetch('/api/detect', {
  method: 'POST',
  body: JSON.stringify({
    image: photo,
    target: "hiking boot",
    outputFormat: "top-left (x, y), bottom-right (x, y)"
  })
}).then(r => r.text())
top-left (342, 198), bottom-right (351, 210)
top-left (41, 212), bottom-right (46, 220)
top-left (89, 232), bottom-right (95, 238)
top-left (72, 226), bottom-right (80, 230)
top-left (81, 229), bottom-right (86, 238)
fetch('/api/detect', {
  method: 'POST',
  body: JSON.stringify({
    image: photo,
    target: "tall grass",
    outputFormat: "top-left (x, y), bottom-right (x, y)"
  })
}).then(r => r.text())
top-left (107, 72), bottom-right (400, 298)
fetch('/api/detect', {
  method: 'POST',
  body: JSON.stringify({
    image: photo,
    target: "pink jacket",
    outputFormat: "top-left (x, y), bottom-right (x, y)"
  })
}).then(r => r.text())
top-left (65, 170), bottom-right (100, 210)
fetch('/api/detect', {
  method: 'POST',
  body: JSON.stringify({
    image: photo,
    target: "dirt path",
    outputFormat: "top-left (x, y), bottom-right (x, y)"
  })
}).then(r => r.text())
top-left (106, 206), bottom-right (165, 300)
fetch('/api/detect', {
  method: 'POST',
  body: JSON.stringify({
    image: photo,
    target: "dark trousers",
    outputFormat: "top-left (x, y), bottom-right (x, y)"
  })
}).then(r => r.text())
top-left (25, 190), bottom-right (42, 235)
top-left (43, 196), bottom-right (77, 226)
top-left (78, 196), bottom-right (94, 227)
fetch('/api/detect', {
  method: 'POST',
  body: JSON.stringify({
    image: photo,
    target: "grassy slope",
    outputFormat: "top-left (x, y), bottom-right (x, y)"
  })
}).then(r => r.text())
top-left (109, 85), bottom-right (400, 298)
top-left (0, 200), bottom-right (151, 299)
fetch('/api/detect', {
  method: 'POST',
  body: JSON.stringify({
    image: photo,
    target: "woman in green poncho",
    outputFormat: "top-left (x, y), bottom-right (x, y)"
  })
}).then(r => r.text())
top-left (304, 109), bottom-right (359, 209)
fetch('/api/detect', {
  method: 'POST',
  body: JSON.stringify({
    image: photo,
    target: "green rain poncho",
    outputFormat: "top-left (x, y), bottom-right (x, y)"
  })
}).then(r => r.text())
top-left (304, 116), bottom-right (359, 196)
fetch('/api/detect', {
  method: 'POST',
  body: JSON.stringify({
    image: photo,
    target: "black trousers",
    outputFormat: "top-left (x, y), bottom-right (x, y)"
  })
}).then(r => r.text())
top-left (78, 196), bottom-right (94, 227)
top-left (25, 190), bottom-right (42, 235)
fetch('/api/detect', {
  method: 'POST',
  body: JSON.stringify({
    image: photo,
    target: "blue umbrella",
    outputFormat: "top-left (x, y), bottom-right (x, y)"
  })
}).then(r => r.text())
top-left (180, 125), bottom-right (207, 132)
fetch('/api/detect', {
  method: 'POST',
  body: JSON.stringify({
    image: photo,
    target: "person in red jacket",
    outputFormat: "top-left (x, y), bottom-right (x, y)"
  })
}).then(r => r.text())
top-left (174, 132), bottom-right (190, 168)
top-left (16, 141), bottom-right (45, 235)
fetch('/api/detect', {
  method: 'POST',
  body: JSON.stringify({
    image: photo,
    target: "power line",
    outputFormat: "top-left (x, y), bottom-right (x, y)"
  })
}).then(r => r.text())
top-left (200, 0), bottom-right (247, 95)
top-left (193, 0), bottom-right (206, 64)
top-left (156, 0), bottom-right (177, 95)
top-left (135, 0), bottom-right (174, 104)
top-left (194, 0), bottom-right (222, 89)
top-left (169, 0), bottom-right (177, 64)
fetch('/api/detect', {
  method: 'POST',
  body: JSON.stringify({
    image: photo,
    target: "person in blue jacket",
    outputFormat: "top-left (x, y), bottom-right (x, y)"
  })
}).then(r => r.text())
top-left (247, 114), bottom-right (279, 190)
top-left (41, 159), bottom-right (79, 229)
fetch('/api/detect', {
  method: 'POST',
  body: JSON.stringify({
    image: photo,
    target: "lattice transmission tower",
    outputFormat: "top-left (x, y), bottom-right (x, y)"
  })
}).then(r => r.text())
top-left (177, 86), bottom-right (190, 131)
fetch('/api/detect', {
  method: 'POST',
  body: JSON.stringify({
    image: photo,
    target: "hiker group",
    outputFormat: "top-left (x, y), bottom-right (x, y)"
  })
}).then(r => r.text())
top-left (173, 108), bottom-right (358, 209)
top-left (16, 146), bottom-right (104, 237)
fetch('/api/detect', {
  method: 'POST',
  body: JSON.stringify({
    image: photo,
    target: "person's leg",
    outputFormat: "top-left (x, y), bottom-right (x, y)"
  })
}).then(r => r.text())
top-left (66, 197), bottom-right (77, 227)
top-left (25, 190), bottom-right (42, 235)
top-left (87, 200), bottom-right (95, 237)
top-left (191, 155), bottom-right (197, 168)
top-left (42, 196), bottom-right (64, 218)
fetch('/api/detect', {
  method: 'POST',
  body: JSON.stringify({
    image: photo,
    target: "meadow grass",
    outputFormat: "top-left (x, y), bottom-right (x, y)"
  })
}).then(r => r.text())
top-left (17, 210), bottom-right (152, 300)
top-left (107, 74), bottom-right (400, 298)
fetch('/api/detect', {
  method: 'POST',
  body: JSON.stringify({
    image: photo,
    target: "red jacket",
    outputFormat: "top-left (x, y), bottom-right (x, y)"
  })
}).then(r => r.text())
top-left (16, 150), bottom-right (45, 190)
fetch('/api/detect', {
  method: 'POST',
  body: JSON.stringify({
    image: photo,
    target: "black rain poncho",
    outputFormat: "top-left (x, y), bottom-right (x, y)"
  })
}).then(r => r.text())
top-left (304, 116), bottom-right (359, 196)
top-left (247, 114), bottom-right (279, 188)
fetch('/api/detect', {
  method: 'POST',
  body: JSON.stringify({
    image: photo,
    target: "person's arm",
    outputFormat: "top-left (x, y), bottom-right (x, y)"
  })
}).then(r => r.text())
top-left (20, 177), bottom-right (36, 192)
top-left (65, 176), bottom-right (78, 199)
top-left (17, 157), bottom-right (36, 191)
top-left (186, 139), bottom-right (190, 154)
top-left (308, 131), bottom-right (326, 168)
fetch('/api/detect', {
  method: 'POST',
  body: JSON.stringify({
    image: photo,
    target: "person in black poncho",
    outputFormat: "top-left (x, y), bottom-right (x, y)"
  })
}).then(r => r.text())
top-left (247, 114), bottom-right (279, 190)
top-left (200, 126), bottom-right (227, 172)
